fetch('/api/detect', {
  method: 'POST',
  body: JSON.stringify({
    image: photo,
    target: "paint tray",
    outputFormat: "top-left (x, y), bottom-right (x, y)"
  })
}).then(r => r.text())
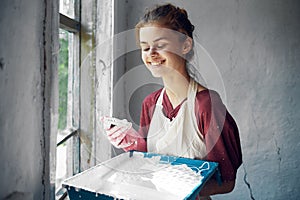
top-left (62, 151), bottom-right (220, 200)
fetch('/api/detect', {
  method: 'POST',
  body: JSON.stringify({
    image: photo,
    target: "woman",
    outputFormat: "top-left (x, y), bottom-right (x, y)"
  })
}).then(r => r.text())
top-left (103, 3), bottom-right (242, 199)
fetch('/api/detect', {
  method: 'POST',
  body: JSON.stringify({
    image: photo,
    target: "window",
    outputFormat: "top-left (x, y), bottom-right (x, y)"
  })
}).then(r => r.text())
top-left (55, 0), bottom-right (80, 199)
top-left (52, 1), bottom-right (114, 199)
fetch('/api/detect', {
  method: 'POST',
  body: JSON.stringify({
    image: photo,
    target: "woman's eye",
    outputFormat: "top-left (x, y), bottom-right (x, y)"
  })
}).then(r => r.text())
top-left (141, 43), bottom-right (166, 52)
top-left (142, 47), bottom-right (150, 51)
top-left (157, 44), bottom-right (166, 49)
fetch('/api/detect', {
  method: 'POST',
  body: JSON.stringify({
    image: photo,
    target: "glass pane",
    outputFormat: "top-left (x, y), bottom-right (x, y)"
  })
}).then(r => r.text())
top-left (55, 142), bottom-right (68, 197)
top-left (60, 0), bottom-right (75, 19)
top-left (56, 29), bottom-right (72, 195)
top-left (58, 29), bottom-right (69, 131)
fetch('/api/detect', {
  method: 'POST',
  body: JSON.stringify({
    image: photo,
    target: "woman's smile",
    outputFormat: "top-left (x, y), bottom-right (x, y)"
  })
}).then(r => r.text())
top-left (147, 59), bottom-right (166, 66)
top-left (139, 25), bottom-right (187, 77)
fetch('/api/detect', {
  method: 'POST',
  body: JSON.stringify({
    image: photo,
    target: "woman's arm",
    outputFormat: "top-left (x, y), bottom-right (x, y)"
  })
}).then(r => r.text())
top-left (199, 179), bottom-right (235, 197)
top-left (195, 90), bottom-right (242, 196)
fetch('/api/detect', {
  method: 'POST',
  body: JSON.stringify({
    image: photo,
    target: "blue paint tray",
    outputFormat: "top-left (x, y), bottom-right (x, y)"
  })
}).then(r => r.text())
top-left (62, 151), bottom-right (220, 200)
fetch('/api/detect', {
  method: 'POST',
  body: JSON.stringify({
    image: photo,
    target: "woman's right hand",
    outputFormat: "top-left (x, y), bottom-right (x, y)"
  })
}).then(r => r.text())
top-left (105, 125), bottom-right (137, 149)
top-left (101, 116), bottom-right (133, 148)
top-left (101, 116), bottom-right (146, 151)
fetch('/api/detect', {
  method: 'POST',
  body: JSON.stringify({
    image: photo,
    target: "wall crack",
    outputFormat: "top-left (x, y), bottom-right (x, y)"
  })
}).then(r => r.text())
top-left (0, 57), bottom-right (5, 70)
top-left (274, 137), bottom-right (282, 161)
top-left (243, 164), bottom-right (256, 200)
top-left (41, 0), bottom-right (48, 199)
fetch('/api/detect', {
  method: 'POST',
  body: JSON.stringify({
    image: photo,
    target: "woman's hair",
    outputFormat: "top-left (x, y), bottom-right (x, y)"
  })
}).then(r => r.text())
top-left (135, 3), bottom-right (195, 60)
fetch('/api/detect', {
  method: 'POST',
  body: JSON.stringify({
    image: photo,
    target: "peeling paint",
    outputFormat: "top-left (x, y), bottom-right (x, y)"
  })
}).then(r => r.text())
top-left (99, 59), bottom-right (108, 76)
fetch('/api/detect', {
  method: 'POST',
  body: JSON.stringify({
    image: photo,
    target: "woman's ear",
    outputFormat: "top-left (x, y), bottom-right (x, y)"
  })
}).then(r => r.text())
top-left (182, 37), bottom-right (193, 55)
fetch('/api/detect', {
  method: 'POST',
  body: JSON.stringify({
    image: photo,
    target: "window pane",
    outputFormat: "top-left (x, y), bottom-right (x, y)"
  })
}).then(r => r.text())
top-left (58, 29), bottom-right (69, 131)
top-left (60, 0), bottom-right (75, 19)
top-left (56, 29), bottom-right (72, 194)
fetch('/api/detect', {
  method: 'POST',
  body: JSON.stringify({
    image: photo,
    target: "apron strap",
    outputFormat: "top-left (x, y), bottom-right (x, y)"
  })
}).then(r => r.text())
top-left (156, 88), bottom-right (165, 106)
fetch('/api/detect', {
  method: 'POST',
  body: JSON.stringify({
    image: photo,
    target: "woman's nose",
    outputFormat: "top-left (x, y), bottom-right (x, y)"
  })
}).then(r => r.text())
top-left (149, 47), bottom-right (158, 57)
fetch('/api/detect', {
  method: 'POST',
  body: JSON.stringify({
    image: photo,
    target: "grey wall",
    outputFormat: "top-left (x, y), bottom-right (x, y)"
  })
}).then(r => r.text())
top-left (0, 0), bottom-right (57, 199)
top-left (115, 0), bottom-right (300, 199)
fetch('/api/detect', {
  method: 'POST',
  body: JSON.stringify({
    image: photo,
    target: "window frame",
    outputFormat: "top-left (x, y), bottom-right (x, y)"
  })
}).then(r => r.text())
top-left (58, 12), bottom-right (81, 175)
top-left (53, 1), bottom-right (114, 199)
top-left (55, 1), bottom-right (81, 199)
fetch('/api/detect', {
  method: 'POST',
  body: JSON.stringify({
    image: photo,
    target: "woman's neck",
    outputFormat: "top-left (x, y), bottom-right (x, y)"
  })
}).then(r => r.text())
top-left (162, 70), bottom-right (190, 108)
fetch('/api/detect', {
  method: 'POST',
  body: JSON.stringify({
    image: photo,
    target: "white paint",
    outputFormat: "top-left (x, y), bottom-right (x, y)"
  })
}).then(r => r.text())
top-left (63, 153), bottom-right (204, 200)
top-left (79, 0), bottom-right (114, 169)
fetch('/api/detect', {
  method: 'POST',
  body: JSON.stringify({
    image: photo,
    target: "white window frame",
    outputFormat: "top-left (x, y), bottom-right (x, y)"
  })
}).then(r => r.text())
top-left (55, 2), bottom-right (81, 199)
top-left (53, 1), bottom-right (114, 199)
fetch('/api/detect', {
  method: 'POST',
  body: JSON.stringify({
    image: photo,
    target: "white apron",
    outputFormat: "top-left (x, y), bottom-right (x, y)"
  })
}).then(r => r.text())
top-left (147, 80), bottom-right (206, 159)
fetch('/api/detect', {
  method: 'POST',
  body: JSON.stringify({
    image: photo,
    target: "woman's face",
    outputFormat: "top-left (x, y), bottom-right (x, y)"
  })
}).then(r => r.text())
top-left (139, 25), bottom-right (189, 78)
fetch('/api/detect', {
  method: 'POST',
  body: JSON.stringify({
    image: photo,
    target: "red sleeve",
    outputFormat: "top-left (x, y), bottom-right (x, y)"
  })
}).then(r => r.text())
top-left (138, 89), bottom-right (162, 141)
top-left (195, 90), bottom-right (242, 182)
top-left (124, 89), bottom-right (162, 152)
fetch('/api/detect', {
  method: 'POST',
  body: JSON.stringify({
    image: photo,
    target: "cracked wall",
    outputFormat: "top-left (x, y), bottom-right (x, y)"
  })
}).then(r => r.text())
top-left (0, 0), bottom-right (57, 199)
top-left (117, 0), bottom-right (300, 199)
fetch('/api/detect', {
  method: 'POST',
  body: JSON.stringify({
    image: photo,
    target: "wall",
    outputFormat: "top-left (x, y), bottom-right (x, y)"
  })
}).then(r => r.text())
top-left (115, 0), bottom-right (300, 199)
top-left (0, 0), bottom-right (57, 199)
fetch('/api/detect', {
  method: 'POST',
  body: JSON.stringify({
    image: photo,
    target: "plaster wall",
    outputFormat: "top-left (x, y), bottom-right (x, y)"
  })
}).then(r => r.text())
top-left (0, 0), bottom-right (56, 199)
top-left (115, 0), bottom-right (300, 199)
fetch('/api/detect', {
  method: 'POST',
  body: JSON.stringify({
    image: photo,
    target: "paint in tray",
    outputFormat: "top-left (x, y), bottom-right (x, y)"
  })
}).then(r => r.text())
top-left (62, 151), bottom-right (220, 200)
